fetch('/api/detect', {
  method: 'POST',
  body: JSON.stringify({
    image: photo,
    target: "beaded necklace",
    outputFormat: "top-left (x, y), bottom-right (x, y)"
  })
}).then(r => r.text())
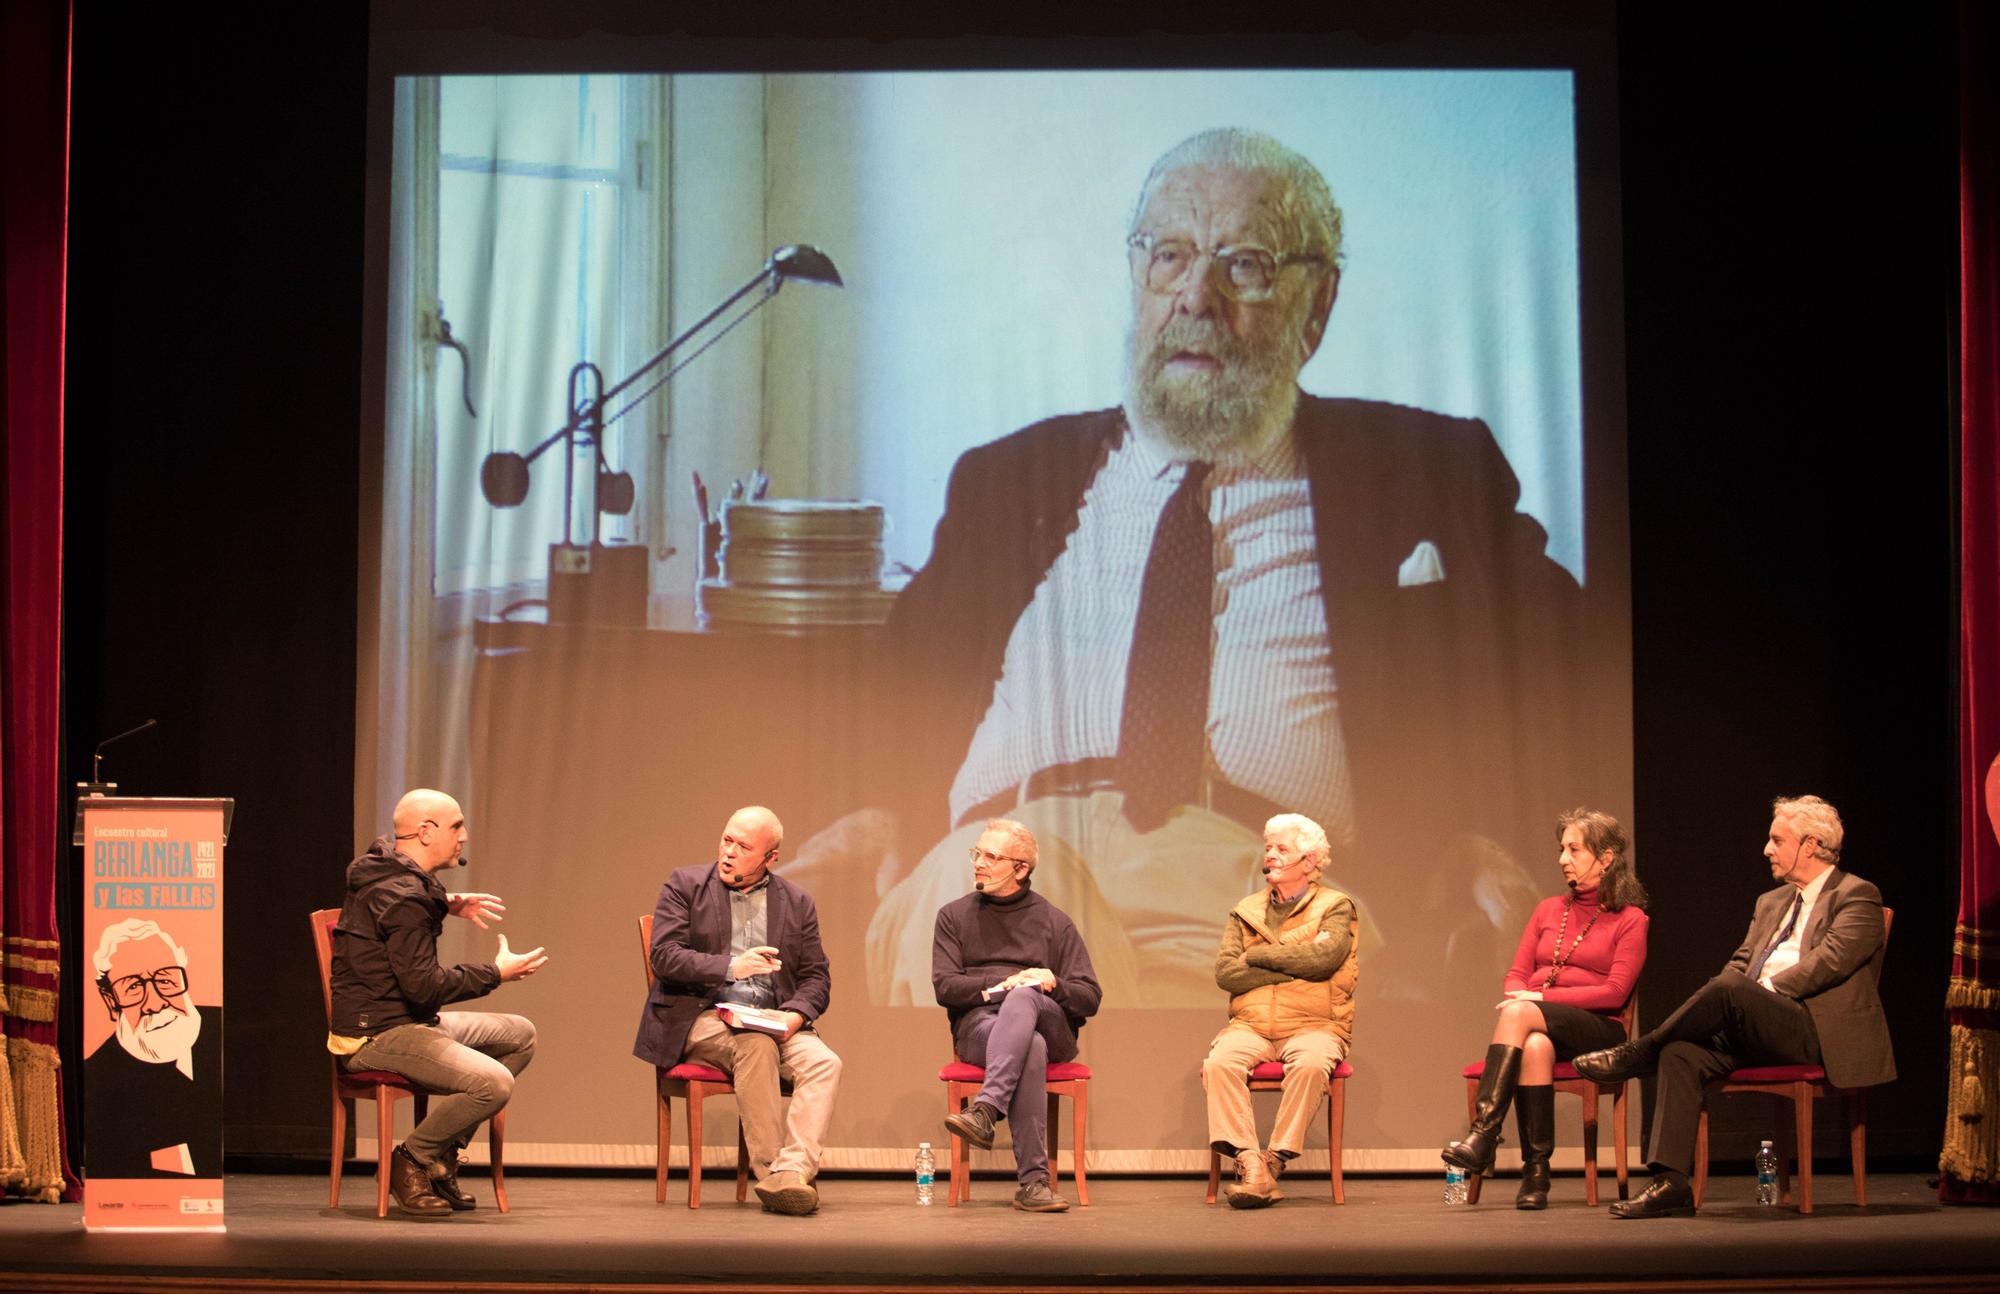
top-left (1542, 895), bottom-right (1604, 989)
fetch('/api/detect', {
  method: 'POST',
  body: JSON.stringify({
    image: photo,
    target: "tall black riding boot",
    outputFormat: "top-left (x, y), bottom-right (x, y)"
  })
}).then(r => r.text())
top-left (1513, 1084), bottom-right (1555, 1209)
top-left (1442, 1044), bottom-right (1522, 1177)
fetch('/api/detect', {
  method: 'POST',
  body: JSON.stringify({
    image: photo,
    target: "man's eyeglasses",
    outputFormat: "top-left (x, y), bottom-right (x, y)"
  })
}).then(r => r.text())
top-left (97, 966), bottom-right (189, 1008)
top-left (1128, 234), bottom-right (1323, 303)
top-left (967, 846), bottom-right (1032, 869)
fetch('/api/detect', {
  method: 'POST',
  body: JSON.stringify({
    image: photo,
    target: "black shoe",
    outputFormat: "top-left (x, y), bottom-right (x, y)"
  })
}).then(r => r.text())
top-left (1513, 1085), bottom-right (1554, 1210)
top-left (1572, 1040), bottom-right (1656, 1085)
top-left (390, 1145), bottom-right (453, 1216)
top-left (429, 1153), bottom-right (477, 1212)
top-left (1609, 1174), bottom-right (1696, 1219)
top-left (1442, 1044), bottom-right (1522, 1177)
top-left (945, 1100), bottom-right (999, 1151)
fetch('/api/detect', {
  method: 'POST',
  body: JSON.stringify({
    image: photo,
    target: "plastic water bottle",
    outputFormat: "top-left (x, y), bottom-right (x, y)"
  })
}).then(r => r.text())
top-left (1755, 1139), bottom-right (1778, 1205)
top-left (1443, 1164), bottom-right (1468, 1205)
top-left (915, 1141), bottom-right (936, 1205)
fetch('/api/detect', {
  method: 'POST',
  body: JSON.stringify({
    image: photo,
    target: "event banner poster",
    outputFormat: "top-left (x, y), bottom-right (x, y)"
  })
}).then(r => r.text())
top-left (81, 799), bottom-right (227, 1231)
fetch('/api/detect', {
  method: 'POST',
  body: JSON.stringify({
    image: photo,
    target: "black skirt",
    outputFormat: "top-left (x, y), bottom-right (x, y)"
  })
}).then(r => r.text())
top-left (1537, 1002), bottom-right (1627, 1061)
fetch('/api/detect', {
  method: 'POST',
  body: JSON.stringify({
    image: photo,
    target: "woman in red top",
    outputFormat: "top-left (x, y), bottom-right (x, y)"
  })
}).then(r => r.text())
top-left (1442, 807), bottom-right (1649, 1209)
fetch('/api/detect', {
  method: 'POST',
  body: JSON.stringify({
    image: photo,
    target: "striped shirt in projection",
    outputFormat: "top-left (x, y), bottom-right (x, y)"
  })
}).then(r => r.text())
top-left (948, 425), bottom-right (1356, 849)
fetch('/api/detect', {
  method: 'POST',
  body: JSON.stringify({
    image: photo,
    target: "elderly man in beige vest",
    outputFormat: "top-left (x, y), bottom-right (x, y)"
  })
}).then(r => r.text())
top-left (1200, 813), bottom-right (1358, 1208)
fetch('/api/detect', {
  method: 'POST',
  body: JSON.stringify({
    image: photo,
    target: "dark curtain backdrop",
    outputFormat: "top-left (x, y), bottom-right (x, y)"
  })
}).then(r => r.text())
top-left (0, 0), bottom-right (76, 1202)
top-left (1943, 0), bottom-right (2000, 1205)
top-left (54, 2), bottom-right (1959, 1168)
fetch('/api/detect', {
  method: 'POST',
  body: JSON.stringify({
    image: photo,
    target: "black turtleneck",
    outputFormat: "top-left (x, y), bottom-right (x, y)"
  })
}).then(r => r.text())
top-left (931, 881), bottom-right (1103, 1041)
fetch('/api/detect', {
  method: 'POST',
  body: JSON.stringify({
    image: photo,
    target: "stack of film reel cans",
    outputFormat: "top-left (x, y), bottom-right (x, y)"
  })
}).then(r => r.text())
top-left (698, 499), bottom-right (896, 633)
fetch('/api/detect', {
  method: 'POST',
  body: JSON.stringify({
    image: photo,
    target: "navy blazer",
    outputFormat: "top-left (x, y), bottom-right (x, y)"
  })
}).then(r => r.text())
top-left (1724, 867), bottom-right (1895, 1089)
top-left (631, 864), bottom-right (832, 1069)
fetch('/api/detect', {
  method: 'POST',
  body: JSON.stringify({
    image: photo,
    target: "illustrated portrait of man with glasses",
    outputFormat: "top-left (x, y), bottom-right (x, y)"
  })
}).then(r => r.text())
top-left (865, 127), bottom-right (1587, 1027)
top-left (85, 918), bottom-right (220, 1178)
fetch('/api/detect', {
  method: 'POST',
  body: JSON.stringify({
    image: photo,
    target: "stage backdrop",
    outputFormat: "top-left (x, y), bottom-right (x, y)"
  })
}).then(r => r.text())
top-left (358, 68), bottom-right (1632, 1170)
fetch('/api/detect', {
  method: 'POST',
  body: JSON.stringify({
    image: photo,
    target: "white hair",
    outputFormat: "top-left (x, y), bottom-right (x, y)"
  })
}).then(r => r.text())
top-left (1130, 127), bottom-right (1345, 267)
top-left (93, 918), bottom-right (187, 976)
top-left (1265, 813), bottom-right (1331, 877)
top-left (983, 818), bottom-right (1039, 872)
top-left (1773, 795), bottom-right (1844, 862)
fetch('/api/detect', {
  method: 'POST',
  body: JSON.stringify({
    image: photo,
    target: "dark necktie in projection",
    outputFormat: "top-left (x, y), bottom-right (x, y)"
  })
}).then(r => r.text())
top-left (1117, 460), bottom-right (1215, 833)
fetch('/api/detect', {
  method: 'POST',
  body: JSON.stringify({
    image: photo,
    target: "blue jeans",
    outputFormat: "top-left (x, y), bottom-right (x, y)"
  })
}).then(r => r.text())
top-left (955, 986), bottom-right (1078, 1186)
top-left (346, 1012), bottom-right (537, 1168)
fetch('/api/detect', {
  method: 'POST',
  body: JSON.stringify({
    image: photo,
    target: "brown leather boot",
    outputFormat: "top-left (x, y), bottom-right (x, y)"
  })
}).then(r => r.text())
top-left (390, 1145), bottom-right (453, 1216)
top-left (1223, 1150), bottom-right (1279, 1209)
top-left (428, 1151), bottom-right (477, 1211)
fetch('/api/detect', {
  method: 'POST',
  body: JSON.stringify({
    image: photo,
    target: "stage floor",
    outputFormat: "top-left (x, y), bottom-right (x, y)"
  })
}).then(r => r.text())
top-left (0, 1171), bottom-right (1994, 1292)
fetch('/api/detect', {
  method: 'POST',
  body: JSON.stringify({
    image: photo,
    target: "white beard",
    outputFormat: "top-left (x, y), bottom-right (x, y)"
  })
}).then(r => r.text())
top-left (116, 1002), bottom-right (202, 1080)
top-left (1123, 315), bottom-right (1302, 464)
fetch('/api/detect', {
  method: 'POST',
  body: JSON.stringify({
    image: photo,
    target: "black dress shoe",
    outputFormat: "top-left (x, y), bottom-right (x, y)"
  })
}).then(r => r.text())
top-left (1571, 1040), bottom-right (1656, 1085)
top-left (1610, 1175), bottom-right (1697, 1219)
top-left (945, 1101), bottom-right (999, 1151)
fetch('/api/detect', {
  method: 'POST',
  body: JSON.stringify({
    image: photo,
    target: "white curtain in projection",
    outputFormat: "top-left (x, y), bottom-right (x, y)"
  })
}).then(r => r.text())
top-left (382, 68), bottom-right (1600, 1169)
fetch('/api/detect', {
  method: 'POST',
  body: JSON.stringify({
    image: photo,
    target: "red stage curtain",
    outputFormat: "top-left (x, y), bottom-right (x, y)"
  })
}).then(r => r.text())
top-left (0, 0), bottom-right (75, 1201)
top-left (1945, 0), bottom-right (2000, 1205)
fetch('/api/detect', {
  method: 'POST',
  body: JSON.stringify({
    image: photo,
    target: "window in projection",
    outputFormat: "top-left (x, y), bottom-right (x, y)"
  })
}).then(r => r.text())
top-left (374, 68), bottom-right (1626, 1163)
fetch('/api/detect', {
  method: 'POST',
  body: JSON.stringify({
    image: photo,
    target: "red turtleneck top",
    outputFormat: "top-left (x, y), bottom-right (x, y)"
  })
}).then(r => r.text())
top-left (1501, 885), bottom-right (1649, 1015)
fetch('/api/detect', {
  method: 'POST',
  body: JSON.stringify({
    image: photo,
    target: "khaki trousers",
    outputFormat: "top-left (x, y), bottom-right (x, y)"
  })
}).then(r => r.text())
top-left (682, 1013), bottom-right (843, 1180)
top-left (1201, 1024), bottom-right (1346, 1158)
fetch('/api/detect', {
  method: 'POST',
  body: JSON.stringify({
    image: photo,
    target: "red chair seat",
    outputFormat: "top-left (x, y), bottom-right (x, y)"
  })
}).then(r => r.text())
top-left (1462, 1059), bottom-right (1588, 1082)
top-left (1248, 1059), bottom-right (1352, 1081)
top-left (940, 1060), bottom-right (1093, 1083)
top-left (663, 1063), bottom-right (731, 1083)
top-left (1725, 1064), bottom-right (1826, 1083)
top-left (342, 1069), bottom-right (417, 1087)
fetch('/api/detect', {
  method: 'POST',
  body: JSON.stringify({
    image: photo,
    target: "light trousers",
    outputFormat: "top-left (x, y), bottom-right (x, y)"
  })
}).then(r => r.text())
top-left (682, 1012), bottom-right (843, 1180)
top-left (1201, 1023), bottom-right (1345, 1158)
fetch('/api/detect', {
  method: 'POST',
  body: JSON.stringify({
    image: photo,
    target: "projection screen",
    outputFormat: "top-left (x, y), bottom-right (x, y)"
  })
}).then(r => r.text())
top-left (360, 66), bottom-right (1632, 1171)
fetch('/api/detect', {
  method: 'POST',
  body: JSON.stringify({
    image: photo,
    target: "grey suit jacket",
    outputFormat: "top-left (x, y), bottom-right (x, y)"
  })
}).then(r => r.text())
top-left (630, 864), bottom-right (832, 1069)
top-left (1725, 867), bottom-right (1895, 1089)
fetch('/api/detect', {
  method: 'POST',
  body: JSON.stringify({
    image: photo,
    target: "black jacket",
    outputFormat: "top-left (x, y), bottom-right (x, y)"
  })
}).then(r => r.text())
top-left (331, 838), bottom-right (498, 1035)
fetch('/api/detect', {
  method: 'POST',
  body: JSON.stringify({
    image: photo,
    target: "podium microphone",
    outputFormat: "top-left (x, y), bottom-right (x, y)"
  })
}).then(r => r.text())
top-left (93, 718), bottom-right (157, 785)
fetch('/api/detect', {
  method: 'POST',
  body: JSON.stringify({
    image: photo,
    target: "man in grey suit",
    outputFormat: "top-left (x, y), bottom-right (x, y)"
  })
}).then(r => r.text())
top-left (632, 805), bottom-right (842, 1215)
top-left (1574, 794), bottom-right (1894, 1217)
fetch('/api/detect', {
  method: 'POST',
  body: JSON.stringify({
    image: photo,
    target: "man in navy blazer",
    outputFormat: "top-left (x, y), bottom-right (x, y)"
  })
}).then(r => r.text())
top-left (1575, 794), bottom-right (1895, 1217)
top-left (633, 806), bottom-right (841, 1215)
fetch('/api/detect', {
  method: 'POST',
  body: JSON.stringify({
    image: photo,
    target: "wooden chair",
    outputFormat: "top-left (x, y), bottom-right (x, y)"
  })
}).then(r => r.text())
top-left (1692, 908), bottom-right (1893, 1214)
top-left (1204, 1059), bottom-right (1351, 1205)
top-left (309, 908), bottom-right (508, 1216)
top-left (941, 1061), bottom-right (1091, 1206)
top-left (1460, 997), bottom-right (1638, 1205)
top-left (636, 914), bottom-right (786, 1207)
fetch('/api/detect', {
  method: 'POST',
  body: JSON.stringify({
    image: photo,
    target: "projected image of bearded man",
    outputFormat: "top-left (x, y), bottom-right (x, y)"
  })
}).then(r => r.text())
top-left (864, 127), bottom-right (1585, 1012)
top-left (85, 919), bottom-right (221, 1177)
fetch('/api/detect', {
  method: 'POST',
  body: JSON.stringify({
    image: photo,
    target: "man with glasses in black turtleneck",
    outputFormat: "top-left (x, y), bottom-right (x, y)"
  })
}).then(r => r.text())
top-left (933, 818), bottom-right (1102, 1213)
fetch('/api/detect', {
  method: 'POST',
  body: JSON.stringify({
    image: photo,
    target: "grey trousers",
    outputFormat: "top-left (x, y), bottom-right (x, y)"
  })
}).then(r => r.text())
top-left (955, 986), bottom-right (1079, 1187)
top-left (347, 1012), bottom-right (538, 1168)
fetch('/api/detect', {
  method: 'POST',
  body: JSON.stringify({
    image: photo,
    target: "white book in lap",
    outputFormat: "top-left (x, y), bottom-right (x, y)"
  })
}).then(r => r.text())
top-left (716, 1004), bottom-right (789, 1035)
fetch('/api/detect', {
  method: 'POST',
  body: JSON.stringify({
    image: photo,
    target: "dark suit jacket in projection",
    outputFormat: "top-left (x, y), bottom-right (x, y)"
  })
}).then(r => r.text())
top-left (1724, 868), bottom-right (1896, 1088)
top-left (631, 865), bottom-right (832, 1070)
top-left (84, 1006), bottom-right (223, 1180)
top-left (883, 394), bottom-right (1589, 904)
